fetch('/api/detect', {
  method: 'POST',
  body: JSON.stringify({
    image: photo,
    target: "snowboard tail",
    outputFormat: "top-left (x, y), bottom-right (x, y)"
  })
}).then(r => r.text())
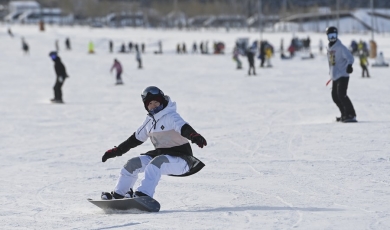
top-left (88, 196), bottom-right (160, 212)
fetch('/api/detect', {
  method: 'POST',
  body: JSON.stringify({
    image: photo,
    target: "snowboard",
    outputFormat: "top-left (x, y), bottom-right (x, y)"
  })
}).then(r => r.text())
top-left (88, 196), bottom-right (160, 212)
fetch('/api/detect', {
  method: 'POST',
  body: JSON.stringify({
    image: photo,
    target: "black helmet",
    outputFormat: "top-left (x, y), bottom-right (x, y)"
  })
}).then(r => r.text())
top-left (141, 86), bottom-right (167, 110)
top-left (326, 26), bottom-right (338, 42)
top-left (326, 26), bottom-right (338, 34)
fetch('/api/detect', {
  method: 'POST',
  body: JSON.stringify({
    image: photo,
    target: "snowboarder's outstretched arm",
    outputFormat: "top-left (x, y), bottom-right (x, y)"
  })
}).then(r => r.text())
top-left (102, 132), bottom-right (143, 162)
top-left (181, 124), bottom-right (207, 148)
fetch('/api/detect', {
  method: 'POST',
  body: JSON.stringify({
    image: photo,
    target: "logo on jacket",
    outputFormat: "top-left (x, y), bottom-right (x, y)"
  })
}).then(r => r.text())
top-left (161, 125), bottom-right (165, 130)
top-left (328, 50), bottom-right (336, 66)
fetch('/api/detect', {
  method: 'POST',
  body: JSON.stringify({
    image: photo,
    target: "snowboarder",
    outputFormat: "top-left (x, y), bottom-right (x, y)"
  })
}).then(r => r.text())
top-left (49, 51), bottom-right (68, 103)
top-left (326, 26), bottom-right (357, 122)
top-left (100, 86), bottom-right (207, 200)
top-left (110, 59), bottom-right (123, 85)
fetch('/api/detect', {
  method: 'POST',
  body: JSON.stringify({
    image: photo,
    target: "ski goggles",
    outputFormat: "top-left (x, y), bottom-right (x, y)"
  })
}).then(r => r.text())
top-left (141, 87), bottom-right (164, 101)
top-left (327, 33), bottom-right (337, 40)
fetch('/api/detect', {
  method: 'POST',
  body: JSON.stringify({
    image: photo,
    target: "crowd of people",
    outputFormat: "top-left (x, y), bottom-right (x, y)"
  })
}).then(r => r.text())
top-left (176, 41), bottom-right (225, 54)
top-left (8, 26), bottom-right (388, 107)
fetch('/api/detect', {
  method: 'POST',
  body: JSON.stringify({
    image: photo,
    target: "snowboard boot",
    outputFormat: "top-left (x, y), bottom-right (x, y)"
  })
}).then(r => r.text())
top-left (101, 191), bottom-right (124, 200)
top-left (342, 115), bottom-right (357, 123)
top-left (134, 191), bottom-right (149, 198)
top-left (336, 114), bottom-right (346, 122)
top-left (51, 98), bottom-right (64, 104)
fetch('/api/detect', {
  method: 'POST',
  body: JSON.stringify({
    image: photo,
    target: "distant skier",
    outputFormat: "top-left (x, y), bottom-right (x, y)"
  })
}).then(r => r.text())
top-left (246, 42), bottom-right (256, 76)
top-left (65, 37), bottom-right (71, 50)
top-left (100, 86), bottom-right (206, 200)
top-left (8, 28), bottom-right (14, 37)
top-left (280, 38), bottom-right (284, 52)
top-left (259, 41), bottom-right (266, 67)
top-left (49, 51), bottom-right (68, 103)
top-left (141, 43), bottom-right (145, 53)
top-left (88, 41), bottom-right (95, 54)
top-left (182, 43), bottom-right (187, 54)
top-left (326, 26), bottom-right (356, 122)
top-left (55, 39), bottom-right (59, 52)
top-left (319, 39), bottom-right (323, 54)
top-left (110, 59), bottom-right (123, 85)
top-left (119, 43), bottom-right (126, 53)
top-left (158, 40), bottom-right (162, 54)
top-left (232, 43), bottom-right (242, 69)
top-left (21, 37), bottom-right (29, 54)
top-left (192, 42), bottom-right (197, 53)
top-left (135, 45), bottom-right (142, 69)
top-left (359, 50), bottom-right (370, 78)
top-left (128, 42), bottom-right (133, 53)
top-left (265, 44), bottom-right (273, 67)
top-left (109, 40), bottom-right (113, 53)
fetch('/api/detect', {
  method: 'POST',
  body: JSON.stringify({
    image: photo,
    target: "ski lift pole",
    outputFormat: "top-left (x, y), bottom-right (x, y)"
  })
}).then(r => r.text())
top-left (371, 0), bottom-right (374, 41)
top-left (258, 0), bottom-right (263, 41)
top-left (336, 0), bottom-right (339, 31)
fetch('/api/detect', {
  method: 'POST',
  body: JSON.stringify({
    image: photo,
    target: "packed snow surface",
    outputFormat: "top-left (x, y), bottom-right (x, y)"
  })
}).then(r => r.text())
top-left (1, 25), bottom-right (390, 229)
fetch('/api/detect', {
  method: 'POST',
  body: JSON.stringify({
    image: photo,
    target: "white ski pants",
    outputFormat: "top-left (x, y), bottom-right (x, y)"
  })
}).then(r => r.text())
top-left (114, 155), bottom-right (189, 197)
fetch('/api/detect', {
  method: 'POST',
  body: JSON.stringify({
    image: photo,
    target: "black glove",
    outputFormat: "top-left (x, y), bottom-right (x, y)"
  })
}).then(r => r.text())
top-left (102, 146), bottom-right (122, 162)
top-left (190, 133), bottom-right (207, 148)
top-left (346, 64), bottom-right (353, 73)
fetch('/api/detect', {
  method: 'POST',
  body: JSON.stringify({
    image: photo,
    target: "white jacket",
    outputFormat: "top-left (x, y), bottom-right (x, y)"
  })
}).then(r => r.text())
top-left (135, 97), bottom-right (189, 150)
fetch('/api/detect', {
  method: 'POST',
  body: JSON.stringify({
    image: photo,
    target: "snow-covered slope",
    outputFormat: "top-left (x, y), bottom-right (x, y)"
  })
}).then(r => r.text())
top-left (0, 25), bottom-right (390, 229)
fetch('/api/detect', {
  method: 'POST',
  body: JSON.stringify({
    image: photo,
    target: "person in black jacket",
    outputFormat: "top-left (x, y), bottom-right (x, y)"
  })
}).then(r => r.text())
top-left (49, 51), bottom-right (68, 103)
top-left (247, 42), bottom-right (257, 76)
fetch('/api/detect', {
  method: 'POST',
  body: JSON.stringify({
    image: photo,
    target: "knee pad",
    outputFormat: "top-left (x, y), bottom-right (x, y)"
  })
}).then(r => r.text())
top-left (150, 155), bottom-right (169, 169)
top-left (123, 157), bottom-right (142, 174)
